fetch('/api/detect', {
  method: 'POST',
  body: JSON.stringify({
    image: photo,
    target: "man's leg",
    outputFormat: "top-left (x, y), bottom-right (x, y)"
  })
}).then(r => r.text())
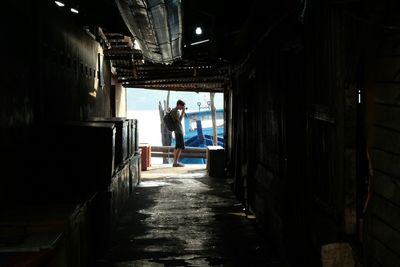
top-left (173, 148), bottom-right (178, 164)
top-left (173, 148), bottom-right (182, 166)
top-left (173, 132), bottom-right (185, 167)
top-left (176, 148), bottom-right (182, 162)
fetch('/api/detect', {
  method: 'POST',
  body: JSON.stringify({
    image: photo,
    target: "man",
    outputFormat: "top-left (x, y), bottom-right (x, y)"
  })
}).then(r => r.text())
top-left (170, 99), bottom-right (186, 167)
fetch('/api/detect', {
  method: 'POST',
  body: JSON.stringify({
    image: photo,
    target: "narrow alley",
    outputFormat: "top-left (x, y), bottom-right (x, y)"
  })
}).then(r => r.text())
top-left (2, 1), bottom-right (400, 266)
top-left (99, 165), bottom-right (281, 267)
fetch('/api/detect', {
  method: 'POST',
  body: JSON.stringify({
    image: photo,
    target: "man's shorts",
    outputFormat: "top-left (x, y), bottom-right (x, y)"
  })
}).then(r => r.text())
top-left (175, 132), bottom-right (185, 149)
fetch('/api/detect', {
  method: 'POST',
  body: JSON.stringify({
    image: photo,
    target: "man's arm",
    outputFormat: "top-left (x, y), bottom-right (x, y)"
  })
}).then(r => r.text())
top-left (178, 109), bottom-right (185, 122)
top-left (174, 111), bottom-right (180, 123)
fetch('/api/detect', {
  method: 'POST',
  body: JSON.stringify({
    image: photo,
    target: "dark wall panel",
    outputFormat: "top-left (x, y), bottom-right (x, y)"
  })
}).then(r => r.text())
top-left (229, 15), bottom-right (310, 265)
top-left (228, 1), bottom-right (384, 265)
top-left (38, 2), bottom-right (112, 122)
top-left (0, 1), bottom-right (114, 204)
top-left (365, 25), bottom-right (400, 266)
top-left (303, 2), bottom-right (375, 253)
top-left (0, 1), bottom-right (40, 204)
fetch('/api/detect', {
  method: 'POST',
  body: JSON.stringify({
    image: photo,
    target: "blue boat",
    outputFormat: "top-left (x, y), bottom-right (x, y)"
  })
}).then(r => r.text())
top-left (172, 109), bottom-right (224, 164)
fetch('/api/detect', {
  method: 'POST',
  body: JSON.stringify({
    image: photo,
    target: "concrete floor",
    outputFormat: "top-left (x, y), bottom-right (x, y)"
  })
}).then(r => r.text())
top-left (99, 164), bottom-right (281, 266)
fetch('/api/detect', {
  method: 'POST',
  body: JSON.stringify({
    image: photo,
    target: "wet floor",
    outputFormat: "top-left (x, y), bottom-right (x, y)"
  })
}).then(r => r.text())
top-left (98, 165), bottom-right (281, 267)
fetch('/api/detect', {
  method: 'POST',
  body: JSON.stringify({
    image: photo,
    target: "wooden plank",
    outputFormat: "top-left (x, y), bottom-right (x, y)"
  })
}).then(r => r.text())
top-left (379, 33), bottom-right (400, 57)
top-left (371, 195), bottom-right (400, 232)
top-left (136, 67), bottom-right (225, 74)
top-left (151, 146), bottom-right (206, 153)
top-left (112, 64), bottom-right (133, 69)
top-left (120, 75), bottom-right (226, 84)
top-left (118, 73), bottom-right (225, 81)
top-left (375, 57), bottom-right (400, 81)
top-left (373, 150), bottom-right (400, 183)
top-left (104, 33), bottom-right (125, 39)
top-left (372, 216), bottom-right (400, 256)
top-left (372, 149), bottom-right (400, 179)
top-left (124, 83), bottom-right (225, 92)
top-left (109, 40), bottom-right (129, 45)
top-left (374, 171), bottom-right (400, 207)
top-left (374, 104), bottom-right (400, 131)
top-left (136, 64), bottom-right (227, 71)
top-left (104, 54), bottom-right (133, 60)
top-left (374, 126), bottom-right (400, 155)
top-left (313, 104), bottom-right (335, 124)
top-left (371, 236), bottom-right (400, 267)
top-left (374, 83), bottom-right (400, 106)
top-left (254, 163), bottom-right (275, 197)
top-left (372, 259), bottom-right (385, 267)
top-left (151, 151), bottom-right (206, 158)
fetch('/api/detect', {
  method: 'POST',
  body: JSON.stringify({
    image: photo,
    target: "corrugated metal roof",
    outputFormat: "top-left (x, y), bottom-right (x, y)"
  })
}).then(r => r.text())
top-left (115, 0), bottom-right (182, 64)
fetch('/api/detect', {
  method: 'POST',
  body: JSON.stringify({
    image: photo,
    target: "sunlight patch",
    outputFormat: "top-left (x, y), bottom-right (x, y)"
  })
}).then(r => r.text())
top-left (137, 181), bottom-right (170, 187)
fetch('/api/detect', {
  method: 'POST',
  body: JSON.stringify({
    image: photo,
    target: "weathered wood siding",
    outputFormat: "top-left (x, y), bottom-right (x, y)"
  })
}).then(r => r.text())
top-left (230, 13), bottom-right (312, 264)
top-left (0, 1), bottom-right (37, 203)
top-left (0, 1), bottom-right (123, 203)
top-left (365, 28), bottom-right (400, 267)
top-left (304, 2), bottom-right (367, 249)
top-left (229, 1), bottom-right (383, 265)
top-left (38, 2), bottom-right (113, 121)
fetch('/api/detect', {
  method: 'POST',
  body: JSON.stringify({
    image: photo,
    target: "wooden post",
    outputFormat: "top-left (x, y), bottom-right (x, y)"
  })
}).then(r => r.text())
top-left (210, 92), bottom-right (217, 145)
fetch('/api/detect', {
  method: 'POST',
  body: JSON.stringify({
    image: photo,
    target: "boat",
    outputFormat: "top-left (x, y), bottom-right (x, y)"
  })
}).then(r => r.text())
top-left (172, 108), bottom-right (224, 164)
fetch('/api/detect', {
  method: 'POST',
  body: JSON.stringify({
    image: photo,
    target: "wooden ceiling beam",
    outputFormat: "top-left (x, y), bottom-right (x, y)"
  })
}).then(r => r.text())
top-left (135, 64), bottom-right (227, 71)
top-left (117, 71), bottom-right (224, 79)
top-left (119, 75), bottom-right (226, 84)
top-left (123, 82), bottom-right (225, 92)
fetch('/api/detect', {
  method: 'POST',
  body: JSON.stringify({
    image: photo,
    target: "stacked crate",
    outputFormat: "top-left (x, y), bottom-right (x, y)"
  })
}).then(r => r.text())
top-left (61, 119), bottom-right (134, 262)
top-left (0, 203), bottom-right (89, 267)
top-left (1, 118), bottom-right (141, 266)
top-left (82, 117), bottom-right (140, 220)
top-left (62, 121), bottom-right (116, 197)
top-left (85, 117), bottom-right (129, 171)
top-left (61, 121), bottom-right (117, 262)
top-left (86, 190), bottom-right (112, 264)
top-left (83, 117), bottom-right (132, 226)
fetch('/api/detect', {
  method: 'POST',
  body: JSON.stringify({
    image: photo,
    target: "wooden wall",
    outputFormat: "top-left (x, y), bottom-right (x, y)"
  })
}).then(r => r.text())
top-left (0, 3), bottom-right (134, 263)
top-left (364, 14), bottom-right (400, 266)
top-left (229, 13), bottom-right (311, 265)
top-left (303, 1), bottom-right (369, 253)
top-left (228, 0), bottom-right (394, 265)
top-left (37, 2), bottom-right (113, 121)
top-left (0, 1), bottom-right (38, 204)
top-left (0, 1), bottom-right (124, 204)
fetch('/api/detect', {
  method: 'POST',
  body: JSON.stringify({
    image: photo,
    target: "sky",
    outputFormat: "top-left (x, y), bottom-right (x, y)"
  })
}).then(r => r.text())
top-left (127, 88), bottom-right (224, 111)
